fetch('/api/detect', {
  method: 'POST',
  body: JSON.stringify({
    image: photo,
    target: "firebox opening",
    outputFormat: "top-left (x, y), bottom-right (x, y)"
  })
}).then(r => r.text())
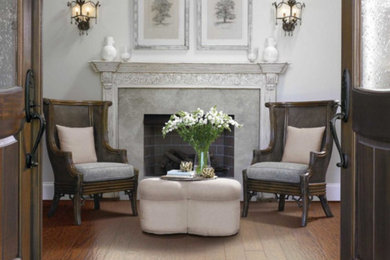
top-left (144, 114), bottom-right (234, 177)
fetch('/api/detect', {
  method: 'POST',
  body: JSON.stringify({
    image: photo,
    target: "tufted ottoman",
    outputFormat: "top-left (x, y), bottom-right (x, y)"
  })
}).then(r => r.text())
top-left (139, 178), bottom-right (241, 236)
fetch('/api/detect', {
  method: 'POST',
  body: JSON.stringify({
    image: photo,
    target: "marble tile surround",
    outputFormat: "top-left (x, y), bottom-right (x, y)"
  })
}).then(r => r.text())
top-left (91, 62), bottom-right (288, 184)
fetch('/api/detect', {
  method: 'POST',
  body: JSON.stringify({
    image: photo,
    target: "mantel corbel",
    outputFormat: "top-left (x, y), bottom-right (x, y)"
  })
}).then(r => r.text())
top-left (258, 63), bottom-right (288, 91)
top-left (101, 72), bottom-right (113, 90)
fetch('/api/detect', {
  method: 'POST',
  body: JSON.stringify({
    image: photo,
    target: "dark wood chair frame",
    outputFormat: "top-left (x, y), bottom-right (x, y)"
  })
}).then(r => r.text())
top-left (43, 98), bottom-right (138, 225)
top-left (242, 101), bottom-right (338, 227)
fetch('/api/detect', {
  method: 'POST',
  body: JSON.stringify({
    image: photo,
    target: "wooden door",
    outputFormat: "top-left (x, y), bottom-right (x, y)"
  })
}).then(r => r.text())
top-left (0, 0), bottom-right (42, 259)
top-left (0, 88), bottom-right (24, 260)
top-left (341, 0), bottom-right (390, 259)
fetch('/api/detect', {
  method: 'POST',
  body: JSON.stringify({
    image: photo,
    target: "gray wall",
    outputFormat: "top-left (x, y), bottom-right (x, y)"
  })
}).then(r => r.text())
top-left (42, 0), bottom-right (341, 197)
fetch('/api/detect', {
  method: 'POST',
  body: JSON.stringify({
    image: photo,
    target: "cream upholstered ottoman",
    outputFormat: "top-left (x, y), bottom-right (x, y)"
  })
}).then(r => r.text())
top-left (139, 178), bottom-right (241, 236)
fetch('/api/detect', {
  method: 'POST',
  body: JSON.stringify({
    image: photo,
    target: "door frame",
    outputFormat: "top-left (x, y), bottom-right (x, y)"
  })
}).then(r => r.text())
top-left (341, 0), bottom-right (360, 259)
top-left (31, 0), bottom-right (43, 258)
top-left (17, 0), bottom-right (43, 258)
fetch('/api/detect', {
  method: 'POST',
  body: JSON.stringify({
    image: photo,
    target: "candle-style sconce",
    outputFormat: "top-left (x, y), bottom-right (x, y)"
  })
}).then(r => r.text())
top-left (67, 0), bottom-right (100, 35)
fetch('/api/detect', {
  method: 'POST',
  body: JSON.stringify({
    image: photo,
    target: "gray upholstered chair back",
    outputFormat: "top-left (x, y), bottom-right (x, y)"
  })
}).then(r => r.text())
top-left (43, 99), bottom-right (112, 162)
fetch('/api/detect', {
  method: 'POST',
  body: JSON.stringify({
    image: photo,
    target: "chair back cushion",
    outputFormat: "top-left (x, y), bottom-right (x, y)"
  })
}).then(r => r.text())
top-left (56, 125), bottom-right (98, 164)
top-left (281, 126), bottom-right (325, 164)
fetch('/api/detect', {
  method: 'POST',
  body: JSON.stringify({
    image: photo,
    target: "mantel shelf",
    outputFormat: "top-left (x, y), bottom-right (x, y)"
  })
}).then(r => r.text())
top-left (89, 61), bottom-right (289, 75)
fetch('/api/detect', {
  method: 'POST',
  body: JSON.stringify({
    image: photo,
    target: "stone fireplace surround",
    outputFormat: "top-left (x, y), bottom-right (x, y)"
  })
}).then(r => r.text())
top-left (90, 62), bottom-right (288, 185)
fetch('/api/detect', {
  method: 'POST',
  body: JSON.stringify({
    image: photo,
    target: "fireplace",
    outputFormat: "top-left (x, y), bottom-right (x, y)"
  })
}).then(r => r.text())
top-left (144, 114), bottom-right (234, 177)
top-left (91, 61), bottom-right (288, 184)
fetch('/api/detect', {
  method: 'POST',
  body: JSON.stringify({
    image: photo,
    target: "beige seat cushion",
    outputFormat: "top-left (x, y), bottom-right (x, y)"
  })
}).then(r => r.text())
top-left (56, 125), bottom-right (97, 164)
top-left (282, 126), bottom-right (325, 164)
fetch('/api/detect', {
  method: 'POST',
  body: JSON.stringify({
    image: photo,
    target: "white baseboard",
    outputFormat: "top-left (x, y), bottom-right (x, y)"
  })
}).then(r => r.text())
top-left (326, 183), bottom-right (340, 201)
top-left (43, 182), bottom-right (56, 200)
top-left (43, 182), bottom-right (341, 201)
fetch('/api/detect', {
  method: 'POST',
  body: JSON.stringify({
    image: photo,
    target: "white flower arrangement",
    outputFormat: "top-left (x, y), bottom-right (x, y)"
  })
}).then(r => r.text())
top-left (162, 106), bottom-right (242, 174)
top-left (162, 106), bottom-right (242, 141)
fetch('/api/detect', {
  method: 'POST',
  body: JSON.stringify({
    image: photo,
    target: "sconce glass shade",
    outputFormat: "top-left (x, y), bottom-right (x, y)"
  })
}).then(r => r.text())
top-left (274, 0), bottom-right (305, 36)
top-left (68, 0), bottom-right (100, 35)
top-left (276, 3), bottom-right (290, 19)
top-left (81, 2), bottom-right (97, 19)
top-left (71, 3), bottom-right (81, 17)
top-left (291, 4), bottom-right (302, 20)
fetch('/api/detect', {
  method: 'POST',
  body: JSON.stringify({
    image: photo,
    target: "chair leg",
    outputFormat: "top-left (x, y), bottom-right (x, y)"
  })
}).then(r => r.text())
top-left (278, 194), bottom-right (286, 211)
top-left (319, 195), bottom-right (334, 217)
top-left (300, 174), bottom-right (310, 227)
top-left (242, 170), bottom-right (250, 217)
top-left (127, 190), bottom-right (138, 216)
top-left (242, 192), bottom-right (250, 217)
top-left (93, 194), bottom-right (100, 210)
top-left (48, 193), bottom-right (62, 217)
top-left (301, 193), bottom-right (309, 227)
top-left (73, 192), bottom-right (82, 225)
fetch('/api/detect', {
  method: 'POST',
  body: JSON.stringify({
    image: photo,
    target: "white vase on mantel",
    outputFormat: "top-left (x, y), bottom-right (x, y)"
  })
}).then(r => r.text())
top-left (101, 36), bottom-right (117, 61)
top-left (247, 48), bottom-right (259, 63)
top-left (262, 37), bottom-right (279, 63)
top-left (121, 46), bottom-right (131, 62)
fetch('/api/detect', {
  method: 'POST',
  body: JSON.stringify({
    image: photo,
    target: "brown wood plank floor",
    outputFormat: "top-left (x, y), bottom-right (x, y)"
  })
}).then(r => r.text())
top-left (42, 201), bottom-right (340, 260)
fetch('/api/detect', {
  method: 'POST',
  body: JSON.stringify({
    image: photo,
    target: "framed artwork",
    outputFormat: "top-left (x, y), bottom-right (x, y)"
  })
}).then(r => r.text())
top-left (134, 0), bottom-right (189, 50)
top-left (197, 0), bottom-right (253, 50)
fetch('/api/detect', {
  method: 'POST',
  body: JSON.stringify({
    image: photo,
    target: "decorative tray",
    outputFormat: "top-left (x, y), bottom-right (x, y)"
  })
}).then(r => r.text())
top-left (160, 175), bottom-right (218, 182)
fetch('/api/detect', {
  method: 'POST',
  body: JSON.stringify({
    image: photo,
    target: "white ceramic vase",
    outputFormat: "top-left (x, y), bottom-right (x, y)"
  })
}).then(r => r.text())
top-left (120, 46), bottom-right (131, 62)
top-left (263, 37), bottom-right (279, 63)
top-left (101, 36), bottom-right (117, 61)
top-left (247, 48), bottom-right (259, 63)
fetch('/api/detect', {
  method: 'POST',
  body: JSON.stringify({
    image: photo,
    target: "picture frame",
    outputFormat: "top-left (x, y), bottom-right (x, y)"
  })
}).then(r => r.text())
top-left (197, 0), bottom-right (253, 50)
top-left (134, 0), bottom-right (189, 50)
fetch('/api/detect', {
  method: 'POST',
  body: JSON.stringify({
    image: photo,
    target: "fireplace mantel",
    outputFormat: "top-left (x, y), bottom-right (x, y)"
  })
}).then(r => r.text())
top-left (90, 61), bottom-right (288, 74)
top-left (90, 61), bottom-right (288, 143)
top-left (90, 61), bottom-right (288, 182)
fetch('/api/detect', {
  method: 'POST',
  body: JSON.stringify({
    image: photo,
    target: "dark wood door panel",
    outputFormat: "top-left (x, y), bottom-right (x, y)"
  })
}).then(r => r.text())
top-left (0, 142), bottom-right (19, 260)
top-left (374, 146), bottom-right (390, 259)
top-left (355, 135), bottom-right (390, 259)
top-left (355, 138), bottom-right (374, 260)
top-left (353, 88), bottom-right (390, 142)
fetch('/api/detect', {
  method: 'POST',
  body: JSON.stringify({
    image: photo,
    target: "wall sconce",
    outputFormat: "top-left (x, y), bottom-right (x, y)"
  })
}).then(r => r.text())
top-left (273, 0), bottom-right (305, 36)
top-left (67, 0), bottom-right (100, 35)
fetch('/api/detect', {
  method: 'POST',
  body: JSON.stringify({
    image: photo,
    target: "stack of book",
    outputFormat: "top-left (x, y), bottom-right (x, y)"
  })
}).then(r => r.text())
top-left (166, 169), bottom-right (195, 178)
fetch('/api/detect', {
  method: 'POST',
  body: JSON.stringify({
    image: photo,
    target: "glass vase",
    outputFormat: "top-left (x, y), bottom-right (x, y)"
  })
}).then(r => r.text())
top-left (194, 149), bottom-right (210, 175)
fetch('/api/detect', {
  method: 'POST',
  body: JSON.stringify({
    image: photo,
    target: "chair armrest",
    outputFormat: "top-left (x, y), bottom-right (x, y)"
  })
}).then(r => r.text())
top-left (47, 146), bottom-right (81, 183)
top-left (100, 142), bottom-right (128, 163)
top-left (251, 147), bottom-right (276, 164)
top-left (308, 151), bottom-right (330, 183)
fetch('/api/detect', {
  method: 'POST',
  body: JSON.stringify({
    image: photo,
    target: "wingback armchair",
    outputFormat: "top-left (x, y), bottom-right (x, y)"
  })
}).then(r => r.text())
top-left (43, 99), bottom-right (138, 225)
top-left (242, 101), bottom-right (338, 226)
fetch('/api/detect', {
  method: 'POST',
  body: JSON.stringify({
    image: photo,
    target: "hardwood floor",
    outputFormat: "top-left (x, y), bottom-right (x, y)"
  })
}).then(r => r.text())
top-left (42, 200), bottom-right (340, 260)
